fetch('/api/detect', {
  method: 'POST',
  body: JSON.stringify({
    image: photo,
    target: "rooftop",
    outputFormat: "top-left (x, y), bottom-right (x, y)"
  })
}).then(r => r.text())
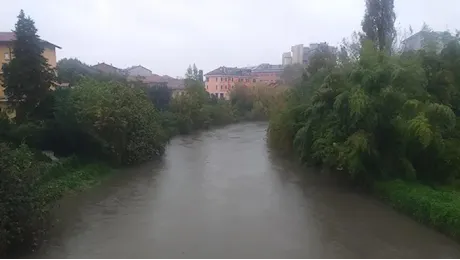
top-left (204, 66), bottom-right (252, 76)
top-left (125, 65), bottom-right (152, 73)
top-left (252, 63), bottom-right (284, 73)
top-left (0, 32), bottom-right (61, 49)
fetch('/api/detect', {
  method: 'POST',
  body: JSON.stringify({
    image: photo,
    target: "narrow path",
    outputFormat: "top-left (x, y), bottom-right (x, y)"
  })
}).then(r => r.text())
top-left (33, 122), bottom-right (460, 258)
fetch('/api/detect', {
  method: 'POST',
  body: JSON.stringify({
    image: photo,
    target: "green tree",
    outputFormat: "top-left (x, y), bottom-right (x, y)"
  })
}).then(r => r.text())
top-left (280, 64), bottom-right (305, 86)
top-left (1, 10), bottom-right (56, 122)
top-left (185, 63), bottom-right (203, 85)
top-left (361, 0), bottom-right (396, 53)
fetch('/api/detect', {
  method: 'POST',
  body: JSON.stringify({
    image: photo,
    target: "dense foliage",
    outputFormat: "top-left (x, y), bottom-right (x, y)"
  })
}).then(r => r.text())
top-left (269, 39), bottom-right (460, 184)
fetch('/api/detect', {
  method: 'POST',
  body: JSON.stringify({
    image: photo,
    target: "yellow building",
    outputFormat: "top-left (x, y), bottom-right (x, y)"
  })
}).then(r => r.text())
top-left (0, 32), bottom-right (60, 112)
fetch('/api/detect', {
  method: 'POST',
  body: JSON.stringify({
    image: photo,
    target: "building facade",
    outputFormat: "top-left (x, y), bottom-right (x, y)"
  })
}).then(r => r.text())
top-left (402, 30), bottom-right (455, 53)
top-left (284, 42), bottom-right (337, 66)
top-left (125, 65), bottom-right (153, 77)
top-left (92, 62), bottom-right (125, 76)
top-left (204, 67), bottom-right (253, 99)
top-left (251, 63), bottom-right (283, 84)
top-left (0, 32), bottom-right (60, 108)
top-left (291, 44), bottom-right (304, 64)
top-left (204, 64), bottom-right (283, 99)
top-left (282, 52), bottom-right (292, 65)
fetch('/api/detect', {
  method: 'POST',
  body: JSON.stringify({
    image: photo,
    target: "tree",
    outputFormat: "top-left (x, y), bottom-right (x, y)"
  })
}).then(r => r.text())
top-left (306, 43), bottom-right (337, 75)
top-left (280, 64), bottom-right (305, 86)
top-left (185, 63), bottom-right (203, 86)
top-left (361, 0), bottom-right (396, 53)
top-left (1, 10), bottom-right (56, 122)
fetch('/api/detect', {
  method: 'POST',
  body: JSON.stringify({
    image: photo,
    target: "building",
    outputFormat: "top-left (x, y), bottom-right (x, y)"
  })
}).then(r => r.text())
top-left (125, 65), bottom-right (153, 77)
top-left (282, 52), bottom-right (292, 65)
top-left (204, 64), bottom-right (284, 99)
top-left (291, 44), bottom-right (304, 64)
top-left (92, 62), bottom-right (125, 76)
top-left (0, 32), bottom-right (61, 110)
top-left (251, 63), bottom-right (283, 84)
top-left (284, 43), bottom-right (337, 66)
top-left (129, 73), bottom-right (186, 97)
top-left (204, 66), bottom-right (253, 99)
top-left (402, 30), bottom-right (455, 53)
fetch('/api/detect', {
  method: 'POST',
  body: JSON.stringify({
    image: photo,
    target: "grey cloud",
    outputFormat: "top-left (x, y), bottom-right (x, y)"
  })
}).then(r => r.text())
top-left (0, 0), bottom-right (459, 77)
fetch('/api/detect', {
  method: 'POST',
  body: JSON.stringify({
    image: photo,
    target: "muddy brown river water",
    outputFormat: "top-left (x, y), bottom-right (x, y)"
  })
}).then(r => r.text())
top-left (32, 122), bottom-right (460, 258)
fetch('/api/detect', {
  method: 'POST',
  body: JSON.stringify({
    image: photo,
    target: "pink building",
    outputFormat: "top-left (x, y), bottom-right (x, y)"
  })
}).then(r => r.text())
top-left (204, 64), bottom-right (284, 99)
top-left (204, 67), bottom-right (255, 99)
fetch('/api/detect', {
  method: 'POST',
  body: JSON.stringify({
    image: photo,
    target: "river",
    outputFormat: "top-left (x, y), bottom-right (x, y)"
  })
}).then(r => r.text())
top-left (32, 122), bottom-right (460, 258)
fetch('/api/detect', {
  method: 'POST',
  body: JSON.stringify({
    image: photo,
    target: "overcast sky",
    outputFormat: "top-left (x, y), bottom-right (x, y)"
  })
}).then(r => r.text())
top-left (1, 0), bottom-right (459, 77)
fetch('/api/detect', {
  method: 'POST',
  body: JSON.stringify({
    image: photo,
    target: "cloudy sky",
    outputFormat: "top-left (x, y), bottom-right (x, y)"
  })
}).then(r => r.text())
top-left (1, 0), bottom-right (459, 77)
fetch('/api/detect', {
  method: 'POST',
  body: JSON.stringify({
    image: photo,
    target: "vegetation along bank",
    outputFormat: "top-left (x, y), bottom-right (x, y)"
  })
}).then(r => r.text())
top-left (267, 0), bottom-right (460, 241)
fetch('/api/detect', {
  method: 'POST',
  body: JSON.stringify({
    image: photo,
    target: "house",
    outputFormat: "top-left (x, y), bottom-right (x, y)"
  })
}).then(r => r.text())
top-left (0, 32), bottom-right (61, 112)
top-left (251, 63), bottom-right (283, 84)
top-left (92, 62), bottom-right (125, 76)
top-left (403, 30), bottom-right (456, 52)
top-left (204, 66), bottom-right (253, 99)
top-left (125, 65), bottom-right (152, 77)
top-left (204, 64), bottom-right (283, 99)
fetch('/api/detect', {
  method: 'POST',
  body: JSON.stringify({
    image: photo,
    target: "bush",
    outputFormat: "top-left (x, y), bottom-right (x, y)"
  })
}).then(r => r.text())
top-left (55, 79), bottom-right (168, 165)
top-left (375, 180), bottom-right (460, 239)
top-left (0, 143), bottom-right (47, 256)
top-left (0, 142), bottom-right (111, 257)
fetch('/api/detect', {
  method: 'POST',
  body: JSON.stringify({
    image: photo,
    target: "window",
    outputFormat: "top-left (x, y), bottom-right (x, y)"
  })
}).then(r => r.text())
top-left (216, 77), bottom-right (218, 82)
top-left (231, 78), bottom-right (233, 82)
top-left (220, 77), bottom-right (222, 81)
top-left (4, 52), bottom-right (10, 60)
top-left (253, 79), bottom-right (256, 83)
top-left (225, 85), bottom-right (227, 89)
top-left (220, 85), bottom-right (223, 90)
top-left (220, 93), bottom-right (224, 99)
top-left (216, 85), bottom-right (218, 90)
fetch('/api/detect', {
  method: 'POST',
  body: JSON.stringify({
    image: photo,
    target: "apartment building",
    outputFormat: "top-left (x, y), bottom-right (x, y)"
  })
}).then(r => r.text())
top-left (282, 52), bottom-right (292, 65)
top-left (284, 43), bottom-right (337, 65)
top-left (251, 63), bottom-right (283, 84)
top-left (204, 66), bottom-right (253, 99)
top-left (204, 63), bottom-right (284, 99)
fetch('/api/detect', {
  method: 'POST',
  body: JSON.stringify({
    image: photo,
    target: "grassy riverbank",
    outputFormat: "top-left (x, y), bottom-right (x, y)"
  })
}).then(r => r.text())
top-left (375, 180), bottom-right (460, 241)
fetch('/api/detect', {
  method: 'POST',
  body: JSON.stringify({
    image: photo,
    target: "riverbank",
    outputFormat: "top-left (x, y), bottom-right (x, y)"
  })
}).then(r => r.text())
top-left (0, 143), bottom-right (113, 257)
top-left (375, 180), bottom-right (460, 242)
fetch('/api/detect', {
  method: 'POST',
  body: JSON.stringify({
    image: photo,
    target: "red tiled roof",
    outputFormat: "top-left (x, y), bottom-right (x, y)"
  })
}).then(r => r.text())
top-left (0, 31), bottom-right (61, 49)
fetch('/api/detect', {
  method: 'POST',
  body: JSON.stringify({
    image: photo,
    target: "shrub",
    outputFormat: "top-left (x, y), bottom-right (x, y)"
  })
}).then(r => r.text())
top-left (375, 180), bottom-right (460, 239)
top-left (0, 143), bottom-right (47, 256)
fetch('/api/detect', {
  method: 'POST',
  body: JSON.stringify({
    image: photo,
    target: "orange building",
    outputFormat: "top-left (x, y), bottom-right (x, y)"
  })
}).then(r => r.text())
top-left (204, 63), bottom-right (284, 99)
